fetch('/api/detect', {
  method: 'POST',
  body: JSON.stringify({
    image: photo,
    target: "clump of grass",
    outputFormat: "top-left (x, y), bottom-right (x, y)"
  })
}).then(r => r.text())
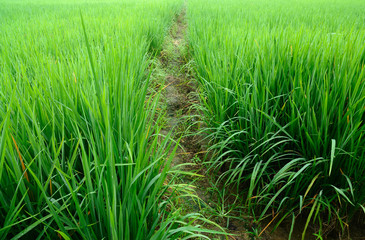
top-left (188, 0), bottom-right (365, 237)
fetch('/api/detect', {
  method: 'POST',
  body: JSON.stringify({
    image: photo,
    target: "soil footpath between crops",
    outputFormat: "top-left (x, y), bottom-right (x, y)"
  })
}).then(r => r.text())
top-left (156, 5), bottom-right (251, 240)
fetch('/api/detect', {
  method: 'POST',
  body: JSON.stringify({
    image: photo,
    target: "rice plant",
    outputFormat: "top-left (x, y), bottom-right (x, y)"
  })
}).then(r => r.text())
top-left (0, 0), bottom-right (211, 239)
top-left (187, 0), bottom-right (365, 236)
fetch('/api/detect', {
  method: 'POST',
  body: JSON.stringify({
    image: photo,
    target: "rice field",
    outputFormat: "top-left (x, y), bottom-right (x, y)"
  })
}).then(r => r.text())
top-left (0, 0), bottom-right (207, 239)
top-left (0, 0), bottom-right (364, 239)
top-left (188, 0), bottom-right (365, 237)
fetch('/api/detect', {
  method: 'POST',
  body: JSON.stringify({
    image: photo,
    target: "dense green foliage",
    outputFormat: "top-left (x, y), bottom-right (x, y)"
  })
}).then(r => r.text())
top-left (188, 0), bottom-right (365, 235)
top-left (1, 0), bottom-right (365, 238)
top-left (0, 0), bottom-right (209, 239)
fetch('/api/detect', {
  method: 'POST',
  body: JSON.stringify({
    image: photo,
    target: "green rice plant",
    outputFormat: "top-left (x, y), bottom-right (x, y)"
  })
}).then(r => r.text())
top-left (188, 0), bottom-right (365, 235)
top-left (0, 0), bottom-right (215, 239)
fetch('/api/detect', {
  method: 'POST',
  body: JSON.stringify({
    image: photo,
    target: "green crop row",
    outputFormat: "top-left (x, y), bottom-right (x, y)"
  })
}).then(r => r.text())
top-left (0, 0), bottom-right (211, 239)
top-left (188, 0), bottom-right (365, 236)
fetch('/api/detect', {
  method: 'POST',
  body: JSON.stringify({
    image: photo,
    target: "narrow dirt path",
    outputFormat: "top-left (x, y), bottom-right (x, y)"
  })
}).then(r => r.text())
top-left (156, 5), bottom-right (250, 240)
top-left (158, 6), bottom-right (213, 204)
top-left (156, 6), bottom-right (203, 171)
